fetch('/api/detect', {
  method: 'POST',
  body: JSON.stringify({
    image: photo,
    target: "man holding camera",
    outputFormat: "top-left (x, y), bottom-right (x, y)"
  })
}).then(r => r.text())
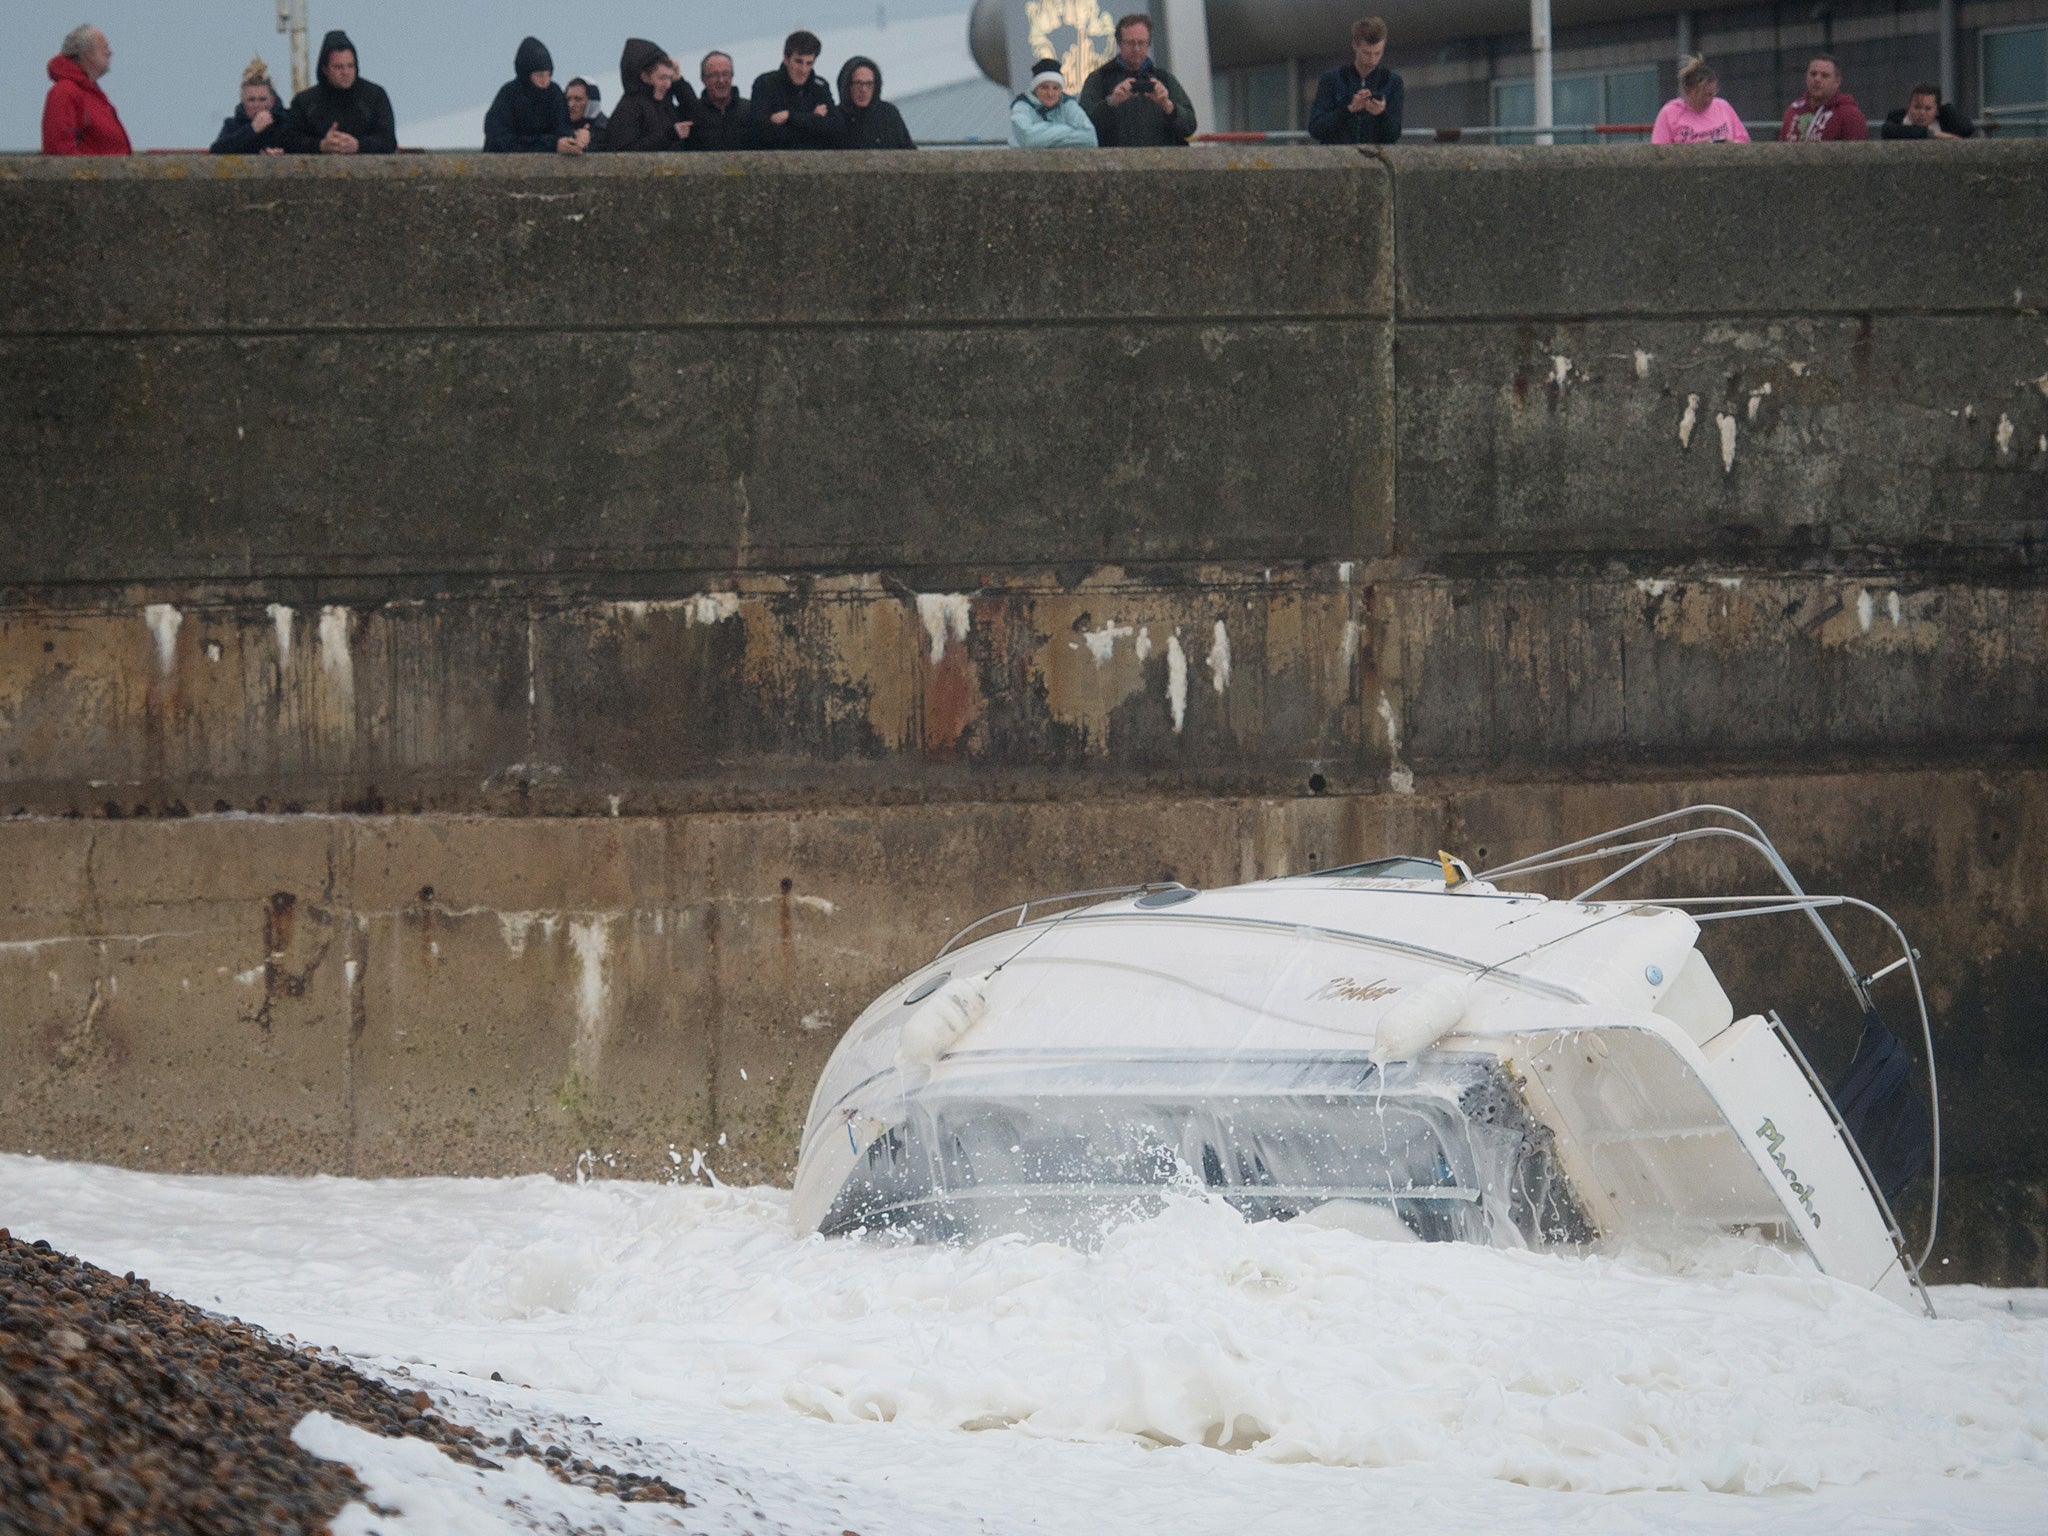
top-left (1079, 13), bottom-right (1196, 147)
top-left (1308, 18), bottom-right (1404, 145)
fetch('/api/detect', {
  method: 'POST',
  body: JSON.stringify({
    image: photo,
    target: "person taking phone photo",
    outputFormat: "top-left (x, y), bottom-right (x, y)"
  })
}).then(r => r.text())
top-left (1308, 17), bottom-right (1404, 145)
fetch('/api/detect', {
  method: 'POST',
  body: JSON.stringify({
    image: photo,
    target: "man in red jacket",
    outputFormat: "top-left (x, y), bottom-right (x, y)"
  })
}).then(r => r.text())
top-left (42, 24), bottom-right (131, 156)
top-left (1777, 55), bottom-right (1868, 141)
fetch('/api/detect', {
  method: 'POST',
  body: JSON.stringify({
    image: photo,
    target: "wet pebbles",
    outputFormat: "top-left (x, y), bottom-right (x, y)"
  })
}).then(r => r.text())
top-left (0, 1228), bottom-right (687, 1533)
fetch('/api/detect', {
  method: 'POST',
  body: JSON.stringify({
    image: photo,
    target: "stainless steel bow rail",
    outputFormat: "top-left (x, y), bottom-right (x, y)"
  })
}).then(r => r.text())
top-left (1476, 803), bottom-right (1942, 1291)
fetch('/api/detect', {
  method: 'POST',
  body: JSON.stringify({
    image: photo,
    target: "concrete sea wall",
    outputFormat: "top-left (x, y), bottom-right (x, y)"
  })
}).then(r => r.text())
top-left (2, 145), bottom-right (2044, 1278)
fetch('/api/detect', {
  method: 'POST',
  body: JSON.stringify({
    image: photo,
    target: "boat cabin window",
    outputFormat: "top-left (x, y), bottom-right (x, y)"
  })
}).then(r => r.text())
top-left (1313, 855), bottom-right (1446, 881)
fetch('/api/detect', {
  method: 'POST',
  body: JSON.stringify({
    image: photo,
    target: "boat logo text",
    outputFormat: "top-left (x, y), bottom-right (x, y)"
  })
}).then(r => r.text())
top-left (1755, 1117), bottom-right (1823, 1228)
top-left (1312, 976), bottom-right (1402, 1004)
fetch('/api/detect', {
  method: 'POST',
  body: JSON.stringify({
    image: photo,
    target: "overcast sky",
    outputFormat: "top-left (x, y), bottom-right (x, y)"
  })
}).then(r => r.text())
top-left (4, 0), bottom-right (968, 149)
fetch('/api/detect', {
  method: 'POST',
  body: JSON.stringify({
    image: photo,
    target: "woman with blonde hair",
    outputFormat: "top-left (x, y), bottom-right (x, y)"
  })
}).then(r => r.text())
top-left (1652, 56), bottom-right (1749, 143)
top-left (211, 57), bottom-right (288, 154)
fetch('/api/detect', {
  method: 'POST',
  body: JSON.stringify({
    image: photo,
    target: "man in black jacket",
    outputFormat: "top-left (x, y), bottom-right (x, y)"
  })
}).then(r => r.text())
top-left (610, 38), bottom-right (698, 152)
top-left (837, 56), bottom-right (914, 149)
top-left (1881, 82), bottom-right (1975, 139)
top-left (749, 30), bottom-right (842, 150)
top-left (484, 36), bottom-right (578, 154)
top-left (1307, 17), bottom-right (1404, 145)
top-left (688, 51), bottom-right (753, 151)
top-left (284, 30), bottom-right (396, 154)
top-left (1078, 13), bottom-right (1196, 146)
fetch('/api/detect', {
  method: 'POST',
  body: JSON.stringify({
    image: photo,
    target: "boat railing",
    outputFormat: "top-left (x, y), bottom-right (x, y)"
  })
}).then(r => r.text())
top-left (936, 882), bottom-right (1193, 959)
top-left (1476, 804), bottom-right (1942, 1277)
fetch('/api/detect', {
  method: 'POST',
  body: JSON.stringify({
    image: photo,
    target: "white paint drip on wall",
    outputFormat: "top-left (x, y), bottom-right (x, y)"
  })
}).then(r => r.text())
top-left (204, 642), bottom-right (222, 663)
top-left (317, 607), bottom-right (353, 695)
top-left (1082, 623), bottom-right (1134, 665)
top-left (1856, 590), bottom-right (1874, 632)
top-left (569, 917), bottom-right (612, 1081)
top-left (1376, 691), bottom-right (1414, 796)
top-left (1337, 561), bottom-right (1356, 586)
top-left (499, 912), bottom-right (537, 957)
top-left (267, 604), bottom-right (293, 662)
top-left (1134, 626), bottom-right (1153, 662)
top-left (1716, 414), bottom-right (1737, 473)
top-left (799, 1012), bottom-right (835, 1031)
top-left (1996, 414), bottom-right (2015, 457)
top-left (343, 960), bottom-right (359, 990)
top-left (685, 592), bottom-right (742, 627)
top-left (1165, 634), bottom-right (1188, 733)
top-left (1747, 382), bottom-right (1772, 423)
top-left (1549, 355), bottom-right (1571, 388)
top-left (1710, 576), bottom-right (1743, 590)
top-left (143, 605), bottom-right (181, 674)
top-left (1207, 621), bottom-right (1231, 695)
top-left (1633, 349), bottom-right (1651, 378)
top-left (916, 594), bottom-right (973, 663)
top-left (1887, 591), bottom-right (1903, 626)
top-left (1677, 395), bottom-right (1700, 449)
top-left (1339, 619), bottom-right (1361, 674)
top-left (1636, 579), bottom-right (1674, 598)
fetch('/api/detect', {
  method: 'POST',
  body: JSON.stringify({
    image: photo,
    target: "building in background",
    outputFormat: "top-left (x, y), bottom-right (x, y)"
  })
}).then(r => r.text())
top-left (970, 0), bottom-right (2048, 136)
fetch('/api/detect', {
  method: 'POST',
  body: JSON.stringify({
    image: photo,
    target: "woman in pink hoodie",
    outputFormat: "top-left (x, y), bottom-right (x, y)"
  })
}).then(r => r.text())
top-left (1652, 56), bottom-right (1749, 145)
top-left (42, 24), bottom-right (131, 156)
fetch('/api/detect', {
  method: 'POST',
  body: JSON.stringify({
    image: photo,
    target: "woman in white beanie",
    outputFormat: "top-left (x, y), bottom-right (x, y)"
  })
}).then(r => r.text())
top-left (1009, 57), bottom-right (1096, 147)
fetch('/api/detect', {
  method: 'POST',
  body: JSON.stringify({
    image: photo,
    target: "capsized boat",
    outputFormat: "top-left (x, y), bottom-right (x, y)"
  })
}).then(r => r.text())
top-left (792, 807), bottom-right (1940, 1310)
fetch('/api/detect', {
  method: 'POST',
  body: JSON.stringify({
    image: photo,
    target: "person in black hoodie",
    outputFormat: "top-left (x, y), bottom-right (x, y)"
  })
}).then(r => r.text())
top-left (284, 30), bottom-right (396, 154)
top-left (211, 58), bottom-right (288, 154)
top-left (1882, 82), bottom-right (1975, 139)
top-left (836, 55), bottom-right (914, 149)
top-left (687, 51), bottom-right (753, 151)
top-left (749, 30), bottom-right (841, 150)
top-left (609, 38), bottom-right (698, 152)
top-left (484, 36), bottom-right (577, 153)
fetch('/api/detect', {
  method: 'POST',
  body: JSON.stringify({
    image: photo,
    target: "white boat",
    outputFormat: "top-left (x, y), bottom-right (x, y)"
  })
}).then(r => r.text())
top-left (792, 807), bottom-right (1940, 1311)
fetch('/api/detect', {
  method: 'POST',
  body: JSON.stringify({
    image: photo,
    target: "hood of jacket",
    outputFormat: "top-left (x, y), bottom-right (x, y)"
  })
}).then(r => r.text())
top-left (837, 55), bottom-right (884, 110)
top-left (1794, 89), bottom-right (1860, 112)
top-left (515, 36), bottom-right (552, 81)
top-left (47, 54), bottom-right (100, 92)
top-left (316, 30), bottom-right (360, 85)
top-left (620, 38), bottom-right (662, 98)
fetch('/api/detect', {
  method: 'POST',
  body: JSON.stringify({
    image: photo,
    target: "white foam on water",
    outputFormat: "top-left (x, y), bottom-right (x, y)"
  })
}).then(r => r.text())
top-left (3, 1154), bottom-right (2044, 1534)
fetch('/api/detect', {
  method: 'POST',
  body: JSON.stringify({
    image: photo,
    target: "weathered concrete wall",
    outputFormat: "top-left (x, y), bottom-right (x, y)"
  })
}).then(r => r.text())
top-left (2, 148), bottom-right (2044, 1279)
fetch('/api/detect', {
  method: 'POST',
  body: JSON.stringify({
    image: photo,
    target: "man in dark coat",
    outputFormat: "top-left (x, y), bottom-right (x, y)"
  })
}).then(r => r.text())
top-left (284, 30), bottom-right (397, 154)
top-left (836, 56), bottom-right (914, 149)
top-left (749, 30), bottom-right (842, 150)
top-left (211, 61), bottom-right (288, 154)
top-left (1307, 17), bottom-right (1404, 145)
top-left (1078, 13), bottom-right (1196, 146)
top-left (687, 52), bottom-right (753, 151)
top-left (484, 37), bottom-right (577, 153)
top-left (609, 38), bottom-right (698, 151)
top-left (566, 78), bottom-right (608, 152)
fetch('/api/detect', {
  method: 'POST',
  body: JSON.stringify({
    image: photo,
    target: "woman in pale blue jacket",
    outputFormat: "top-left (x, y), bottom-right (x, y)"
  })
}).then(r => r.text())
top-left (1009, 58), bottom-right (1097, 147)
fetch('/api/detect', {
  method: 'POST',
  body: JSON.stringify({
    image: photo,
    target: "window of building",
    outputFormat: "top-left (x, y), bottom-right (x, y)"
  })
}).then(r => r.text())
top-left (1493, 65), bottom-right (1659, 141)
top-left (1212, 62), bottom-right (1294, 132)
top-left (1981, 25), bottom-right (2048, 135)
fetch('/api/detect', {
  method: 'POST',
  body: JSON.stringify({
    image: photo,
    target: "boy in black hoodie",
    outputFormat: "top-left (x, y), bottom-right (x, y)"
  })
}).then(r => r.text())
top-left (483, 37), bottom-right (577, 153)
top-left (836, 55), bottom-right (914, 149)
top-left (609, 38), bottom-right (698, 152)
top-left (749, 30), bottom-right (841, 149)
top-left (284, 30), bottom-right (396, 154)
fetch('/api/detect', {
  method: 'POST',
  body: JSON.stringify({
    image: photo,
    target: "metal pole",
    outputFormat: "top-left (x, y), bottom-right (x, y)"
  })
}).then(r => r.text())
top-left (276, 0), bottom-right (310, 96)
top-left (1530, 0), bottom-right (1554, 145)
top-left (1160, 0), bottom-right (1217, 140)
top-left (1937, 0), bottom-right (1956, 106)
top-left (1676, 10), bottom-right (1694, 65)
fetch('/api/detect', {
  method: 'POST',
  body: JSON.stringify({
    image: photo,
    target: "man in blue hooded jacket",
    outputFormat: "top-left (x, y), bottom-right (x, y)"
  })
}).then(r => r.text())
top-left (484, 37), bottom-right (579, 154)
top-left (1307, 17), bottom-right (1404, 146)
